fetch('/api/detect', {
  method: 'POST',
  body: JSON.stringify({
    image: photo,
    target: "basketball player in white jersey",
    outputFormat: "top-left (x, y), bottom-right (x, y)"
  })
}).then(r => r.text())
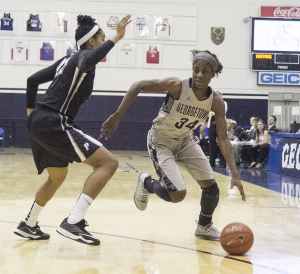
top-left (101, 50), bottom-right (246, 240)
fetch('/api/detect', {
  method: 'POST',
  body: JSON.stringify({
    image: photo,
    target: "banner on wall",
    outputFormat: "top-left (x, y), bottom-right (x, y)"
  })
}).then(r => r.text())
top-left (258, 72), bottom-right (300, 86)
top-left (261, 6), bottom-right (300, 18)
top-left (281, 137), bottom-right (300, 176)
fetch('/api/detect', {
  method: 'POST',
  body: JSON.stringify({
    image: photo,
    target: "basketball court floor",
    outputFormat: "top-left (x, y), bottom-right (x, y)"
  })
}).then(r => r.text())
top-left (0, 148), bottom-right (299, 274)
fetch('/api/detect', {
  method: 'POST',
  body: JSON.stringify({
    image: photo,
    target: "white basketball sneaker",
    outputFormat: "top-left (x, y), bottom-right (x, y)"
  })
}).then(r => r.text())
top-left (134, 171), bottom-right (151, 211)
top-left (195, 221), bottom-right (220, 241)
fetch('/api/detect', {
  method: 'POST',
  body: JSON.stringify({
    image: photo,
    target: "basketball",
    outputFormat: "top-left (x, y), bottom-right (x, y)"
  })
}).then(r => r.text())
top-left (220, 223), bottom-right (254, 255)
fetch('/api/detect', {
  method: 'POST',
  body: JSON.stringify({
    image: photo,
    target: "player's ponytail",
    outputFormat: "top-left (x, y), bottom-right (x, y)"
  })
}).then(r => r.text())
top-left (191, 50), bottom-right (223, 77)
top-left (75, 15), bottom-right (102, 50)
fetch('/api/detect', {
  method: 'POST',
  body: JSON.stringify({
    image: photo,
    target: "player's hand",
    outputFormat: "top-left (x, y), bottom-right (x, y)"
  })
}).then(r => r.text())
top-left (100, 113), bottom-right (122, 140)
top-left (115, 15), bottom-right (132, 39)
top-left (230, 175), bottom-right (246, 201)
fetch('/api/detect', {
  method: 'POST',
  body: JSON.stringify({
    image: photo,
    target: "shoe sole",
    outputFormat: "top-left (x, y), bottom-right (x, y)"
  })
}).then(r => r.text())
top-left (195, 232), bottom-right (220, 241)
top-left (133, 172), bottom-right (149, 211)
top-left (56, 227), bottom-right (100, 246)
top-left (133, 192), bottom-right (147, 211)
top-left (14, 229), bottom-right (49, 240)
top-left (194, 233), bottom-right (220, 241)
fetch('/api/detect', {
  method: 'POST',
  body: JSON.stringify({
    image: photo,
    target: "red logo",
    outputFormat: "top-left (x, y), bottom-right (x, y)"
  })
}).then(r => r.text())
top-left (261, 6), bottom-right (300, 18)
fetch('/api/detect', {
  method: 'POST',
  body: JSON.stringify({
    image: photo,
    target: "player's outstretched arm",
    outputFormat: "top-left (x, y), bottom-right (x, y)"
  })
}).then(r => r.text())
top-left (111, 15), bottom-right (132, 44)
top-left (213, 93), bottom-right (246, 201)
top-left (100, 77), bottom-right (181, 139)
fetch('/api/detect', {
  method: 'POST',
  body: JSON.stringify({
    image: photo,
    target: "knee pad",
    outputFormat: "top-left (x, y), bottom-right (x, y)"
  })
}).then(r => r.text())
top-left (200, 183), bottom-right (219, 216)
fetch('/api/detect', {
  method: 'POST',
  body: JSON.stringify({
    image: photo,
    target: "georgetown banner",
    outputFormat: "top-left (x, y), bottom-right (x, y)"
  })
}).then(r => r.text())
top-left (280, 137), bottom-right (300, 176)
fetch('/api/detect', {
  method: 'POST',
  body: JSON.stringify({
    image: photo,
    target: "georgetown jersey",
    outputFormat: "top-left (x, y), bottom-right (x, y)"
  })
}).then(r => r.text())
top-left (0, 13), bottom-right (13, 31)
top-left (152, 78), bottom-right (213, 138)
top-left (37, 50), bottom-right (95, 120)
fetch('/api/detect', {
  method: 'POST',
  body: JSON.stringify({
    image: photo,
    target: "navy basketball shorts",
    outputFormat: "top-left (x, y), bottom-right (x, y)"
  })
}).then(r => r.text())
top-left (28, 108), bottom-right (102, 174)
top-left (147, 129), bottom-right (214, 192)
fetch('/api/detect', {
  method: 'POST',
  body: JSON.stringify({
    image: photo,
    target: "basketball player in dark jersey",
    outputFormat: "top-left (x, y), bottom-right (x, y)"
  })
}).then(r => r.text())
top-left (101, 50), bottom-right (246, 241)
top-left (14, 15), bottom-right (132, 246)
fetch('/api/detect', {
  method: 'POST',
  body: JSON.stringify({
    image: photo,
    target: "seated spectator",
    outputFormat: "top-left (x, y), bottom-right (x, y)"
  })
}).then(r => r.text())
top-left (248, 119), bottom-right (270, 169)
top-left (267, 115), bottom-right (278, 134)
top-left (217, 119), bottom-right (243, 168)
top-left (231, 117), bottom-right (257, 166)
top-left (246, 117), bottom-right (256, 132)
top-left (228, 120), bottom-right (244, 141)
top-left (238, 117), bottom-right (259, 167)
top-left (199, 123), bottom-right (209, 156)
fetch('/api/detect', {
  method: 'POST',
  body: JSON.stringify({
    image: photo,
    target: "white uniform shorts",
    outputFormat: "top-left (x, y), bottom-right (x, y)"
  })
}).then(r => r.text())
top-left (147, 129), bottom-right (214, 192)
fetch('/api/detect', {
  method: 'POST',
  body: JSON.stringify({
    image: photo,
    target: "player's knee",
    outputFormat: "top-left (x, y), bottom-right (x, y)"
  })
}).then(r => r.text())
top-left (48, 168), bottom-right (68, 185)
top-left (104, 156), bottom-right (119, 173)
top-left (169, 190), bottom-right (186, 203)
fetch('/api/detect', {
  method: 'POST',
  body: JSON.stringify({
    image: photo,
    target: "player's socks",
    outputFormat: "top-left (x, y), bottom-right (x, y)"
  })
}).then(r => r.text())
top-left (199, 214), bottom-right (212, 226)
top-left (25, 201), bottom-right (44, 227)
top-left (144, 178), bottom-right (172, 202)
top-left (67, 193), bottom-right (93, 224)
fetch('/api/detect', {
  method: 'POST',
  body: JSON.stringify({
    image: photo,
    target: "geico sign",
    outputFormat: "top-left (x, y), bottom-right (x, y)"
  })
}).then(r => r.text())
top-left (260, 73), bottom-right (300, 84)
top-left (282, 143), bottom-right (300, 170)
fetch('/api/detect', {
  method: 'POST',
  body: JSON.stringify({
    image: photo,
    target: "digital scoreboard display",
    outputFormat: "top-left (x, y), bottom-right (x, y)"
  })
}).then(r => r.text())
top-left (252, 53), bottom-right (300, 71)
top-left (251, 17), bottom-right (300, 71)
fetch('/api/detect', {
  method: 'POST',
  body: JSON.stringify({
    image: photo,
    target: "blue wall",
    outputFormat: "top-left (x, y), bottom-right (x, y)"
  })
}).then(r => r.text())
top-left (0, 92), bottom-right (268, 150)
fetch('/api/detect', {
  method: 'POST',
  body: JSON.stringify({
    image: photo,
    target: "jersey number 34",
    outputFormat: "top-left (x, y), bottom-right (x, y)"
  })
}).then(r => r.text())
top-left (175, 118), bottom-right (199, 130)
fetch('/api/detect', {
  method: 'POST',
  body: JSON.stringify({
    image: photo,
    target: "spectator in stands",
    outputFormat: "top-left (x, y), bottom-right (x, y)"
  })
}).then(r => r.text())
top-left (208, 91), bottom-right (227, 167)
top-left (248, 119), bottom-right (270, 169)
top-left (267, 115), bottom-right (278, 134)
top-left (228, 120), bottom-right (244, 141)
top-left (199, 123), bottom-right (209, 156)
top-left (238, 117), bottom-right (259, 168)
top-left (247, 117), bottom-right (256, 132)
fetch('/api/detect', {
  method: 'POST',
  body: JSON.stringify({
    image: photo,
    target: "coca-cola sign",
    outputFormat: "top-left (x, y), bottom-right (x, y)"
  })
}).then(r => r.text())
top-left (261, 6), bottom-right (300, 18)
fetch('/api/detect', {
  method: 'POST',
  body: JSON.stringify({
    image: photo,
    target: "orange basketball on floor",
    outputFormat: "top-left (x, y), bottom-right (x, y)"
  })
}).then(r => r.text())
top-left (220, 223), bottom-right (254, 255)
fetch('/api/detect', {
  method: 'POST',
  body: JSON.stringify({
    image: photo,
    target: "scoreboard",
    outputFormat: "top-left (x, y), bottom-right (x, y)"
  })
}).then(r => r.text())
top-left (251, 17), bottom-right (300, 72)
top-left (252, 53), bottom-right (300, 71)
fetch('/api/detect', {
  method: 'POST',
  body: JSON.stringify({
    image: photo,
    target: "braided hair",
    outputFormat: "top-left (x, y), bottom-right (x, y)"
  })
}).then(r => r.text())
top-left (75, 15), bottom-right (102, 50)
top-left (190, 50), bottom-right (223, 77)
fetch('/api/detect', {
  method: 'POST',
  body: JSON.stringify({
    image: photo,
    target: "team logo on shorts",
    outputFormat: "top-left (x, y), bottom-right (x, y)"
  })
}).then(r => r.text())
top-left (211, 27), bottom-right (225, 45)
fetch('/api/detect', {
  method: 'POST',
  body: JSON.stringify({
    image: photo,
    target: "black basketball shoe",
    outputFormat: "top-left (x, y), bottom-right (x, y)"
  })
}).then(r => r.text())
top-left (56, 218), bottom-right (100, 246)
top-left (14, 220), bottom-right (50, 240)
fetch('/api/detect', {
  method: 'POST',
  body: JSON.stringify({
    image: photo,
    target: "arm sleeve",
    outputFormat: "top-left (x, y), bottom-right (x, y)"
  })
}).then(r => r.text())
top-left (77, 40), bottom-right (115, 72)
top-left (26, 58), bottom-right (64, 108)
